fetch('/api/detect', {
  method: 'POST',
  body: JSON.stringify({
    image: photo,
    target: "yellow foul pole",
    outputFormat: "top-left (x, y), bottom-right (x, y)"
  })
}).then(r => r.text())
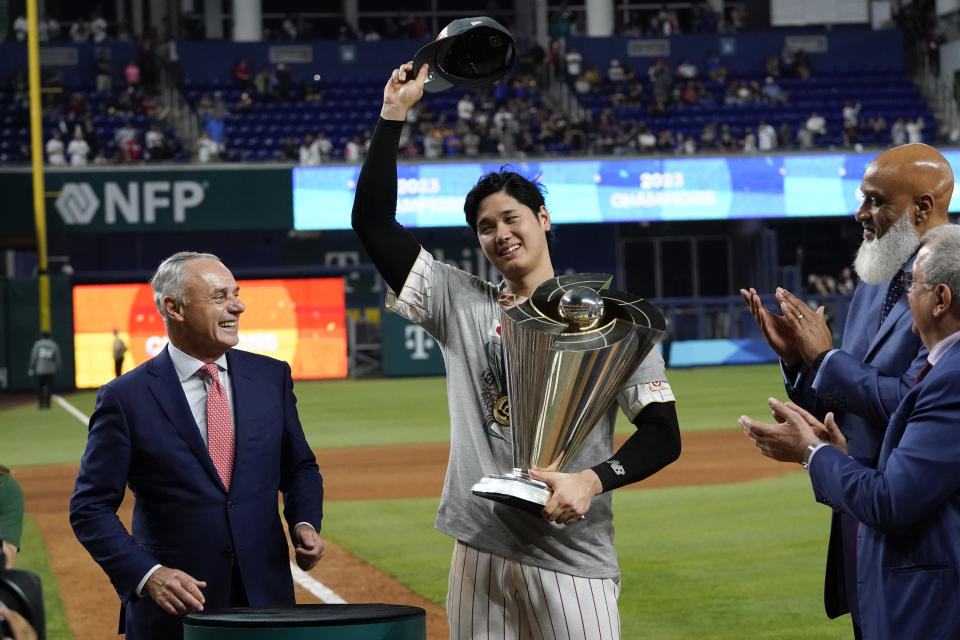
top-left (27, 0), bottom-right (51, 333)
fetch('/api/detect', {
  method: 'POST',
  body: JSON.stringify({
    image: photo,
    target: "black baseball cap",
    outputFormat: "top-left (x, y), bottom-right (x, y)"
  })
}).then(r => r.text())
top-left (413, 16), bottom-right (516, 93)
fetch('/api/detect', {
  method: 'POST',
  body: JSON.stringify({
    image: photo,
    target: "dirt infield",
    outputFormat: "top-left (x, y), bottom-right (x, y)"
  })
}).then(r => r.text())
top-left (15, 429), bottom-right (786, 640)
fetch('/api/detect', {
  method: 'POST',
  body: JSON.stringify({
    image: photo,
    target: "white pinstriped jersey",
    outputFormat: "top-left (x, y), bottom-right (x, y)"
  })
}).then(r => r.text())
top-left (387, 249), bottom-right (673, 579)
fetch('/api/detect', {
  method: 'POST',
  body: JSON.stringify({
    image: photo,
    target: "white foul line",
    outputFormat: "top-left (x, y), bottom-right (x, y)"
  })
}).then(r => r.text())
top-left (52, 394), bottom-right (91, 424)
top-left (51, 393), bottom-right (348, 604)
top-left (289, 563), bottom-right (347, 604)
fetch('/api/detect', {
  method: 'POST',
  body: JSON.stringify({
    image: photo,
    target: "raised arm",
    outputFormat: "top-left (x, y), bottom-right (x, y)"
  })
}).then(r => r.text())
top-left (351, 62), bottom-right (430, 293)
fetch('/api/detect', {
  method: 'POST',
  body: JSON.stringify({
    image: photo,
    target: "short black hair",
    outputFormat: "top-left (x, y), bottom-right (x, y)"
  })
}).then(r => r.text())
top-left (463, 168), bottom-right (554, 251)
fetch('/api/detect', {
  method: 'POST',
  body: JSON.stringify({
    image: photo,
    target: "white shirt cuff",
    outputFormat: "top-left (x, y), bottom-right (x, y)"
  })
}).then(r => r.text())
top-left (137, 564), bottom-right (162, 597)
top-left (806, 442), bottom-right (830, 468)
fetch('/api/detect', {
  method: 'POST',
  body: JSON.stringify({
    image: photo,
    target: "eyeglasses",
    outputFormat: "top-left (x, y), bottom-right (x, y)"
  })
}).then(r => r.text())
top-left (903, 272), bottom-right (936, 292)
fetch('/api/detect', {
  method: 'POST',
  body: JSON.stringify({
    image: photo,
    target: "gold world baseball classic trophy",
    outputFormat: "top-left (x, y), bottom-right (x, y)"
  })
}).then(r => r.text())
top-left (471, 274), bottom-right (665, 514)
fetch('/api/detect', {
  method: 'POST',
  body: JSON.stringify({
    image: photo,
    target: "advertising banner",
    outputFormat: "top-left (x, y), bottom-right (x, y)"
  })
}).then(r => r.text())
top-left (3, 167), bottom-right (293, 234)
top-left (72, 278), bottom-right (346, 388)
top-left (294, 151), bottom-right (960, 230)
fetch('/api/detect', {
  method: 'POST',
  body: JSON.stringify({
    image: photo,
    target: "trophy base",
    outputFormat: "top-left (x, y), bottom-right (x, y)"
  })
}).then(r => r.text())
top-left (471, 475), bottom-right (548, 515)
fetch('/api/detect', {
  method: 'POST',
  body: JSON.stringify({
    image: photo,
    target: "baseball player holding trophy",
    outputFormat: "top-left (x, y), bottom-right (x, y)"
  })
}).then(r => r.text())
top-left (350, 18), bottom-right (682, 639)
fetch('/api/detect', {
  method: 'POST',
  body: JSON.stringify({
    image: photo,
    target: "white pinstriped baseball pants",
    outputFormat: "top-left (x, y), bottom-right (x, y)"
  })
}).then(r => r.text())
top-left (446, 541), bottom-right (622, 640)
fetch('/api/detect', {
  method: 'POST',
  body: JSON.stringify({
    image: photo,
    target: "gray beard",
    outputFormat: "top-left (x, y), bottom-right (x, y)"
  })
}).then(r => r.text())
top-left (852, 214), bottom-right (920, 284)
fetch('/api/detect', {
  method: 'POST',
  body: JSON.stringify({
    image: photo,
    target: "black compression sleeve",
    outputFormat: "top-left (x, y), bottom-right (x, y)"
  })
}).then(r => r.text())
top-left (351, 118), bottom-right (422, 294)
top-left (590, 401), bottom-right (681, 492)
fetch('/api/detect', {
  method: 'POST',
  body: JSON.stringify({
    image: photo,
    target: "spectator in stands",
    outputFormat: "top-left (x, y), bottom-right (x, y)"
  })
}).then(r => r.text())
top-left (717, 123), bottom-right (736, 151)
top-left (635, 123), bottom-right (657, 153)
top-left (843, 103), bottom-right (862, 149)
top-left (891, 117), bottom-right (908, 146)
top-left (804, 111), bottom-right (827, 143)
top-left (345, 135), bottom-right (364, 162)
top-left (81, 115), bottom-right (101, 157)
top-left (700, 122), bottom-right (718, 150)
top-left (675, 58), bottom-right (698, 80)
top-left (314, 131), bottom-right (333, 162)
top-left (196, 130), bottom-right (220, 163)
top-left (13, 14), bottom-right (27, 41)
top-left (757, 120), bottom-right (777, 151)
top-left (837, 266), bottom-right (856, 296)
top-left (762, 76), bottom-right (788, 103)
top-left (742, 126), bottom-right (757, 152)
top-left (234, 58), bottom-right (252, 89)
top-left (124, 59), bottom-right (141, 88)
top-left (280, 137), bottom-right (298, 162)
top-left (583, 66), bottom-right (603, 92)
top-left (41, 13), bottom-right (61, 42)
top-left (657, 129), bottom-right (676, 152)
top-left (122, 135), bottom-right (143, 163)
top-left (68, 129), bottom-right (90, 166)
top-left (70, 18), bottom-right (91, 42)
top-left (607, 59), bottom-right (626, 84)
top-left (299, 134), bottom-right (319, 166)
top-left (778, 122), bottom-right (793, 149)
top-left (145, 124), bottom-right (168, 161)
top-left (564, 47), bottom-right (583, 78)
top-left (647, 57), bottom-right (671, 87)
top-left (867, 116), bottom-right (888, 145)
top-left (907, 116), bottom-right (925, 143)
top-left (90, 10), bottom-right (108, 43)
top-left (235, 91), bottom-right (254, 115)
top-left (705, 51), bottom-right (727, 82)
top-left (677, 132), bottom-right (696, 154)
top-left (680, 80), bottom-right (705, 105)
top-left (764, 55), bottom-right (781, 79)
top-left (797, 125), bottom-right (815, 150)
top-left (203, 111), bottom-right (225, 147)
top-left (46, 131), bottom-right (66, 165)
top-left (457, 93), bottom-right (475, 122)
top-left (95, 52), bottom-right (113, 92)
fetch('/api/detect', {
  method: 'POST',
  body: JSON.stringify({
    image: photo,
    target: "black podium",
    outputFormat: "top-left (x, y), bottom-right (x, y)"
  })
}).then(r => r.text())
top-left (183, 604), bottom-right (426, 639)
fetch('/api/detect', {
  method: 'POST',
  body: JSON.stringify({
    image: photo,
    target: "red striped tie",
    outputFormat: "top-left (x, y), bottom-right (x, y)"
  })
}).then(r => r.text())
top-left (202, 363), bottom-right (234, 490)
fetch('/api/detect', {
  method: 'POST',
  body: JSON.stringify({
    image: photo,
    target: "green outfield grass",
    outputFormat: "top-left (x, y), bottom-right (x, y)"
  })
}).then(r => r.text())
top-left (322, 473), bottom-right (850, 639)
top-left (2, 363), bottom-right (847, 638)
top-left (15, 514), bottom-right (73, 639)
top-left (2, 364), bottom-right (788, 467)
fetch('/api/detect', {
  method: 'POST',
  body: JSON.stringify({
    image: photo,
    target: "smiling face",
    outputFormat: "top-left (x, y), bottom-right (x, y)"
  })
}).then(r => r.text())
top-left (475, 191), bottom-right (553, 288)
top-left (165, 258), bottom-right (245, 362)
top-left (855, 161), bottom-right (915, 243)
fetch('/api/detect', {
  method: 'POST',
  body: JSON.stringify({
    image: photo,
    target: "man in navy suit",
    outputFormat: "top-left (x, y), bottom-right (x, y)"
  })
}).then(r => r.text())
top-left (741, 224), bottom-right (960, 639)
top-left (740, 143), bottom-right (954, 635)
top-left (70, 252), bottom-right (325, 639)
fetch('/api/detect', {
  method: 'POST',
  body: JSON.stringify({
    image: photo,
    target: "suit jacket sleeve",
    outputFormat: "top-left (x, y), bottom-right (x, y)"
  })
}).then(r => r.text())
top-left (277, 361), bottom-right (324, 536)
top-left (69, 384), bottom-right (160, 597)
top-left (811, 348), bottom-right (928, 425)
top-left (808, 372), bottom-right (960, 535)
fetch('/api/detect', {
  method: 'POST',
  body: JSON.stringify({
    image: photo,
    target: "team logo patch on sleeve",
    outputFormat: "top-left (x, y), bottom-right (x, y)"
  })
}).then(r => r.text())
top-left (639, 380), bottom-right (675, 404)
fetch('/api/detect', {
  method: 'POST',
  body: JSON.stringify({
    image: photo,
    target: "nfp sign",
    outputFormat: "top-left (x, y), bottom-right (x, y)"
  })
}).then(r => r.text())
top-left (55, 180), bottom-right (205, 225)
top-left (0, 167), bottom-right (294, 233)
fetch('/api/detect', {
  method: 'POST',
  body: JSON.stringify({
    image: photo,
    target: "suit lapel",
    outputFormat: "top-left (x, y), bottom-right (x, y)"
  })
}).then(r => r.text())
top-left (226, 349), bottom-right (255, 489)
top-left (864, 258), bottom-right (915, 362)
top-left (146, 347), bottom-right (225, 490)
top-left (865, 297), bottom-right (910, 361)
